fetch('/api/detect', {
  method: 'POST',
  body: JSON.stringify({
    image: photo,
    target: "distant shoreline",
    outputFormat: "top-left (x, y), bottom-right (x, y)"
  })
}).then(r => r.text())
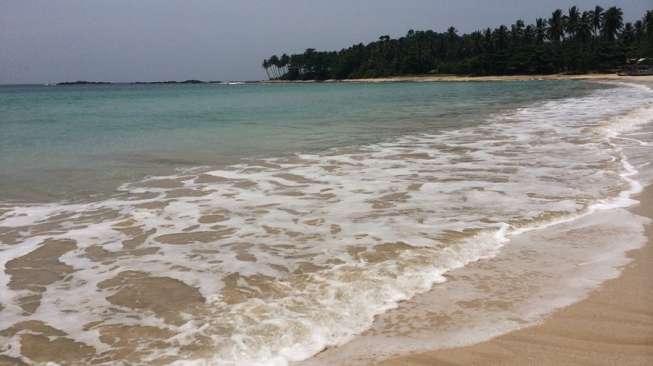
top-left (263, 73), bottom-right (653, 83)
top-left (51, 80), bottom-right (251, 86)
top-left (8, 73), bottom-right (652, 87)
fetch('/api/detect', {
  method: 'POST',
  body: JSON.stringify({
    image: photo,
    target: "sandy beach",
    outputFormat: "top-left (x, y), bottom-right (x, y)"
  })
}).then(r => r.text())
top-left (379, 183), bottom-right (653, 366)
top-left (264, 73), bottom-right (653, 84)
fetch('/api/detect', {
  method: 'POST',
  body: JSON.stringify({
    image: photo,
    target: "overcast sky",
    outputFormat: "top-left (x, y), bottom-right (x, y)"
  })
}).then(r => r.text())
top-left (1, 1), bottom-right (650, 84)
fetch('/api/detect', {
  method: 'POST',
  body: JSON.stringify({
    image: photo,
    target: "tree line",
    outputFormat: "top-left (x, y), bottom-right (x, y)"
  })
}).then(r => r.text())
top-left (262, 6), bottom-right (653, 80)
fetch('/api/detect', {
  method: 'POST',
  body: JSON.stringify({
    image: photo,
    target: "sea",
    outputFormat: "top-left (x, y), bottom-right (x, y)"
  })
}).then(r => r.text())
top-left (0, 80), bottom-right (652, 365)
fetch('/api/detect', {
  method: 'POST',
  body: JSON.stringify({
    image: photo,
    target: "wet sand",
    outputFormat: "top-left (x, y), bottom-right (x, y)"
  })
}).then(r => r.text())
top-left (380, 183), bottom-right (653, 366)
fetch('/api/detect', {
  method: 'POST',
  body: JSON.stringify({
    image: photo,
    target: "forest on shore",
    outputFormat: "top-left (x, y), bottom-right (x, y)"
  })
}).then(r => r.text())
top-left (262, 6), bottom-right (653, 80)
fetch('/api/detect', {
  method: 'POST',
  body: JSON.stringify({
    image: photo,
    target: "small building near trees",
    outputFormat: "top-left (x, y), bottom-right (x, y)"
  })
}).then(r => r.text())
top-left (622, 58), bottom-right (653, 76)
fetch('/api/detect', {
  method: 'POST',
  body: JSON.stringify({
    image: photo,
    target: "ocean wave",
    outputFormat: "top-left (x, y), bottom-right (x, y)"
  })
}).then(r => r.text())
top-left (0, 82), bottom-right (652, 365)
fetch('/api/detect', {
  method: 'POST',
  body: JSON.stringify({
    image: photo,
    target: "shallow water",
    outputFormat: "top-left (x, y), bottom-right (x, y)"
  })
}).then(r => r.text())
top-left (0, 81), bottom-right (593, 202)
top-left (0, 81), bottom-right (652, 366)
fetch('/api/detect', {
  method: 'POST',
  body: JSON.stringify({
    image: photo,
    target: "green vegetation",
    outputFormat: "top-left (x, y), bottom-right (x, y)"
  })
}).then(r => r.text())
top-left (263, 6), bottom-right (653, 80)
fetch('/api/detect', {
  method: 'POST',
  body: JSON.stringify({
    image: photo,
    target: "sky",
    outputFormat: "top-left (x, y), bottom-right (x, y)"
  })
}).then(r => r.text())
top-left (1, 1), bottom-right (651, 84)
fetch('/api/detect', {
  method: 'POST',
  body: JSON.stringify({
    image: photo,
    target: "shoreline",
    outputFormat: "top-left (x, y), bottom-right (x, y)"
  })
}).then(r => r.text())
top-left (298, 80), bottom-right (653, 366)
top-left (298, 183), bottom-right (653, 366)
top-left (11, 74), bottom-right (653, 87)
top-left (379, 183), bottom-right (653, 366)
top-left (263, 73), bottom-right (653, 83)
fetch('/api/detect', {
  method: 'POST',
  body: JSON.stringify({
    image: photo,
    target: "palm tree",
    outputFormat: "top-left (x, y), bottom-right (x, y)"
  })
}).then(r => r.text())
top-left (446, 27), bottom-right (459, 59)
top-left (267, 5), bottom-right (649, 79)
top-left (269, 55), bottom-right (280, 78)
top-left (622, 22), bottom-right (635, 45)
top-left (262, 59), bottom-right (271, 80)
top-left (565, 6), bottom-right (580, 40)
top-left (290, 53), bottom-right (304, 77)
top-left (483, 27), bottom-right (493, 51)
top-left (591, 6), bottom-right (604, 36)
top-left (547, 9), bottom-right (564, 43)
top-left (280, 54), bottom-right (290, 77)
top-left (469, 30), bottom-right (484, 54)
top-left (602, 6), bottom-right (624, 41)
top-left (634, 20), bottom-right (644, 43)
top-left (647, 11), bottom-right (653, 44)
top-left (494, 25), bottom-right (508, 50)
top-left (577, 12), bottom-right (594, 43)
top-left (447, 26), bottom-right (458, 41)
top-left (535, 18), bottom-right (546, 44)
top-left (511, 20), bottom-right (525, 46)
top-left (524, 25), bottom-right (535, 44)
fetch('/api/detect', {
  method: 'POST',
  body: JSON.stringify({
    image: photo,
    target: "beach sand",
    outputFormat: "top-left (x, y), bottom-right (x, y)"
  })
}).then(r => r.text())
top-left (379, 183), bottom-right (653, 366)
top-left (264, 74), bottom-right (653, 83)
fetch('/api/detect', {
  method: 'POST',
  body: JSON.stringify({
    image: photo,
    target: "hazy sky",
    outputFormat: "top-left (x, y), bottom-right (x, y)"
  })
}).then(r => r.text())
top-left (1, 1), bottom-right (651, 84)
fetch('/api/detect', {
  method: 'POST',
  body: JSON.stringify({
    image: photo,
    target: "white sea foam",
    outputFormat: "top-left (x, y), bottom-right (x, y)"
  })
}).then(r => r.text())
top-left (0, 82), bottom-right (651, 365)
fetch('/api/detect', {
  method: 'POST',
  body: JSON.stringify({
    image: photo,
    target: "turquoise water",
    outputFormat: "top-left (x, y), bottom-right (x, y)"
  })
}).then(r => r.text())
top-left (0, 81), bottom-right (596, 201)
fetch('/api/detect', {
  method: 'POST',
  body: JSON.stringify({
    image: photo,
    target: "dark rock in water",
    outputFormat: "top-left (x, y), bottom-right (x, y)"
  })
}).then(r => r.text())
top-left (56, 79), bottom-right (215, 86)
top-left (131, 80), bottom-right (207, 85)
top-left (56, 81), bottom-right (112, 86)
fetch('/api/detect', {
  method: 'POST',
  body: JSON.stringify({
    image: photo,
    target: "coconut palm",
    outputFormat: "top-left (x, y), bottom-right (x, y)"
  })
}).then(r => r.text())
top-left (565, 6), bottom-right (580, 40)
top-left (494, 25), bottom-right (509, 50)
top-left (602, 6), bottom-right (624, 41)
top-left (262, 59), bottom-right (271, 80)
top-left (280, 54), bottom-right (290, 77)
top-left (511, 20), bottom-right (525, 45)
top-left (591, 6), bottom-right (604, 36)
top-left (622, 22), bottom-right (635, 45)
top-left (269, 55), bottom-right (281, 78)
top-left (577, 12), bottom-right (594, 43)
top-left (634, 20), bottom-right (644, 42)
top-left (266, 5), bottom-right (649, 80)
top-left (535, 18), bottom-right (546, 44)
top-left (483, 28), bottom-right (493, 51)
top-left (643, 10), bottom-right (653, 47)
top-left (547, 9), bottom-right (564, 43)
